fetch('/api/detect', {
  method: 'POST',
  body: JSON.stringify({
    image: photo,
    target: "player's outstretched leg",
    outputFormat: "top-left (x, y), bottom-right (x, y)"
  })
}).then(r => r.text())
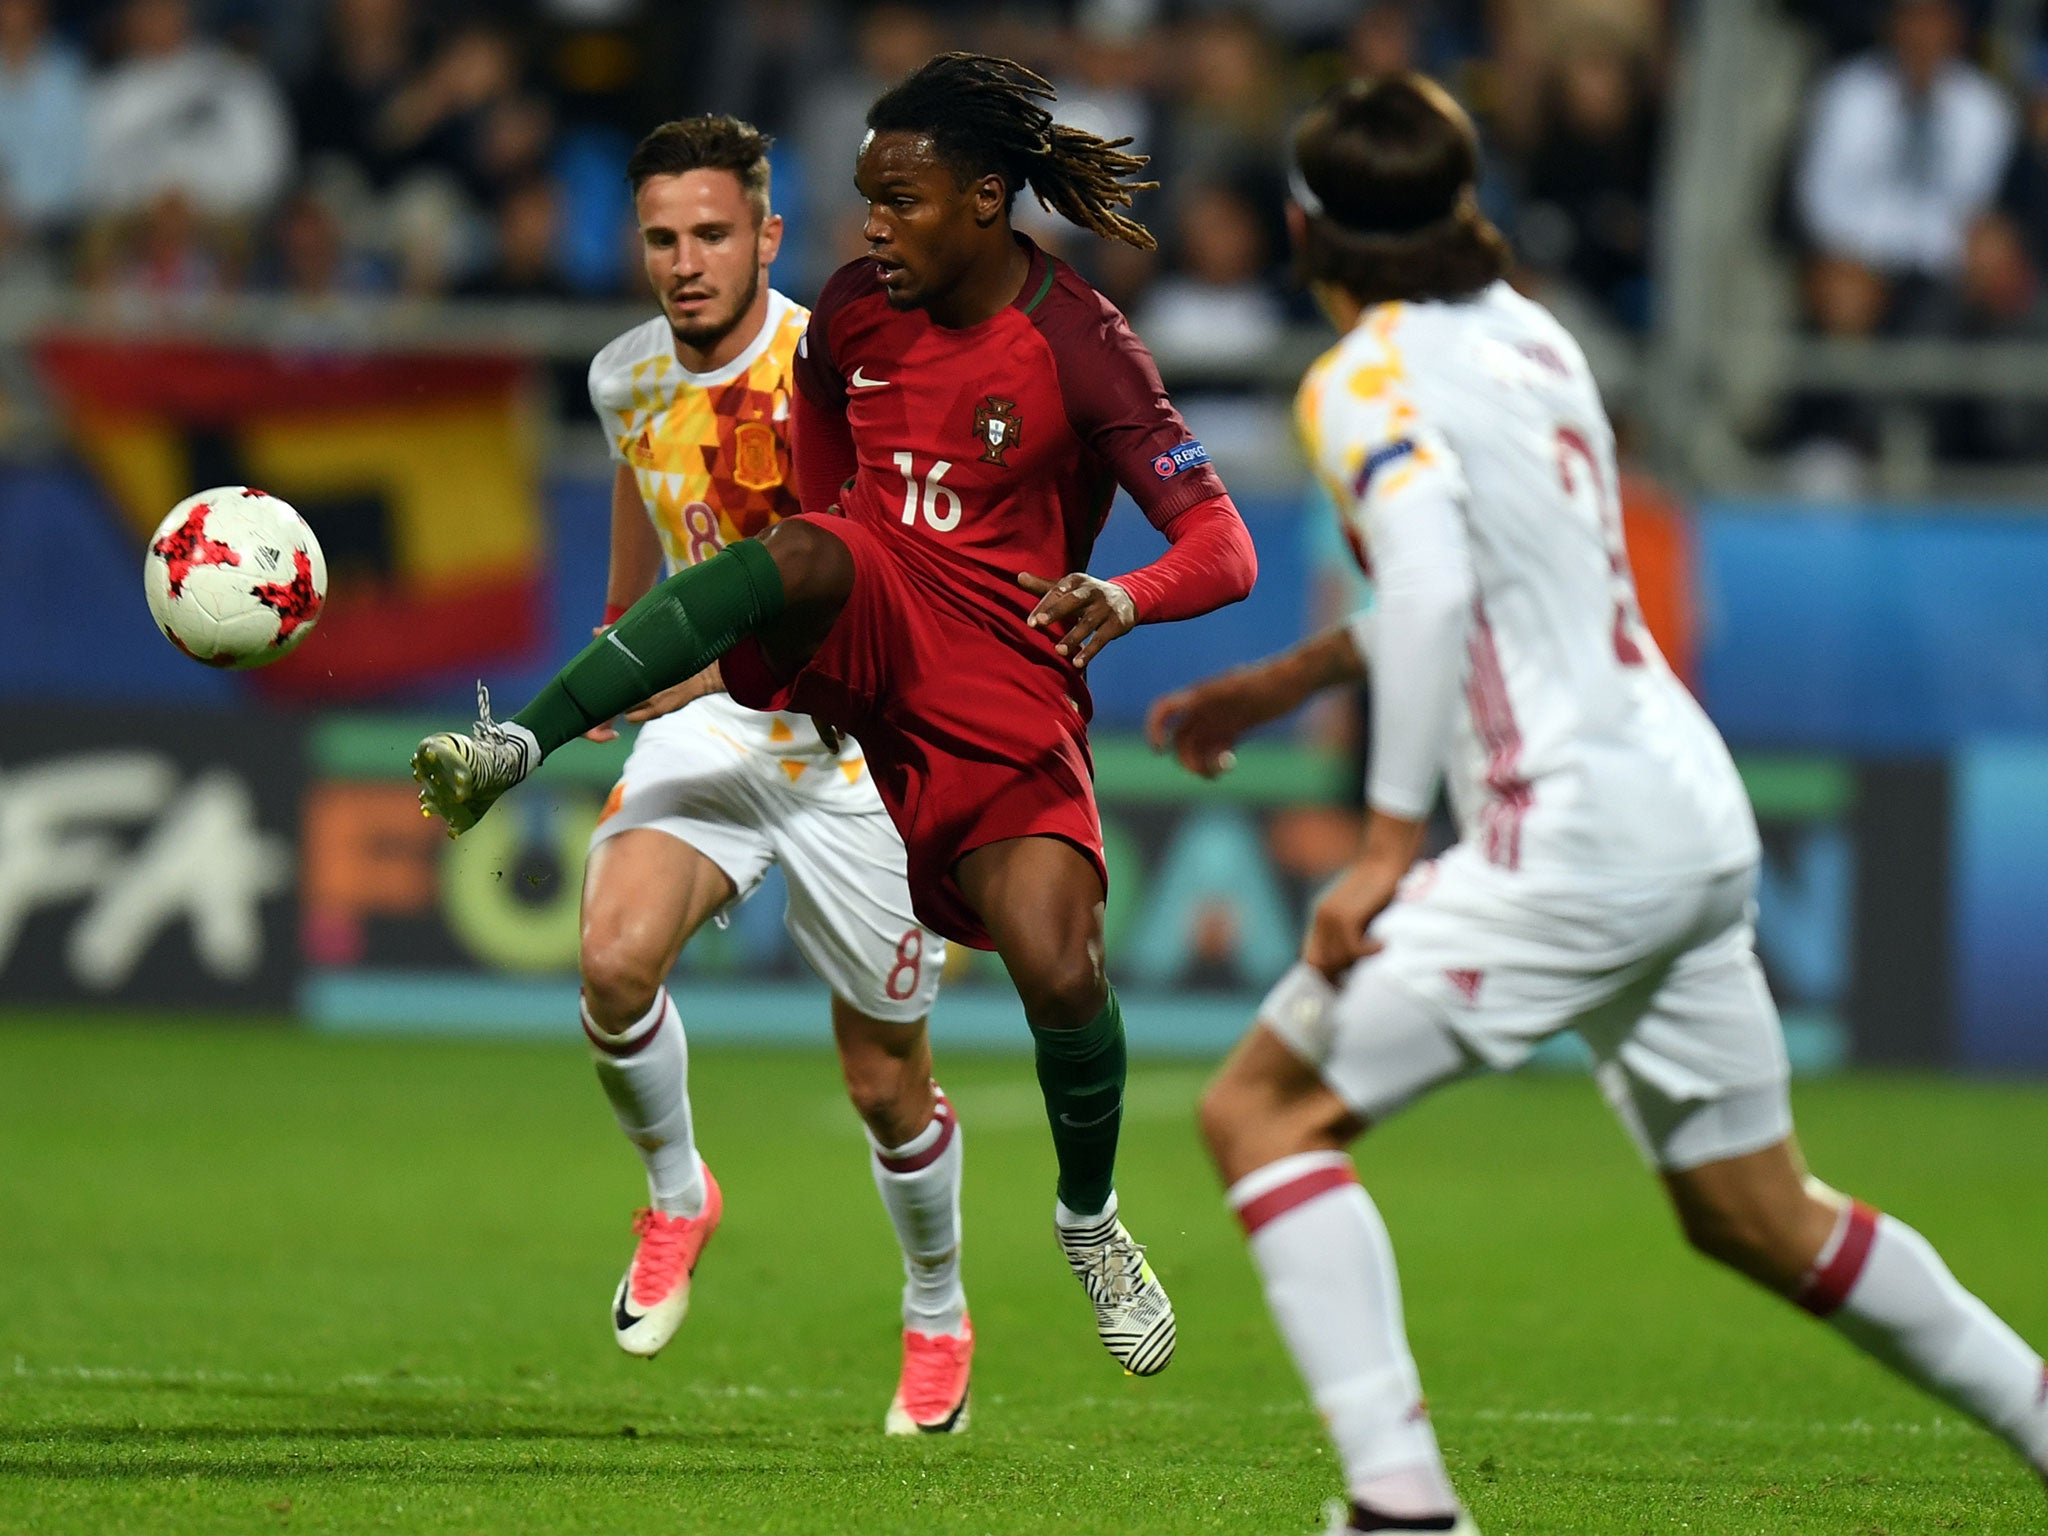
top-left (1202, 1004), bottom-right (1476, 1536)
top-left (413, 538), bottom-right (791, 834)
top-left (412, 683), bottom-right (540, 834)
top-left (1665, 1142), bottom-right (2048, 1485)
top-left (957, 836), bottom-right (1176, 1377)
top-left (833, 1002), bottom-right (973, 1434)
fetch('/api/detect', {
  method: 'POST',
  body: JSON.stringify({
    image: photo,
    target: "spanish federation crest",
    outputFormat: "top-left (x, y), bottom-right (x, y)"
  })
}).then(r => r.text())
top-left (975, 396), bottom-right (1020, 466)
top-left (732, 420), bottom-right (782, 492)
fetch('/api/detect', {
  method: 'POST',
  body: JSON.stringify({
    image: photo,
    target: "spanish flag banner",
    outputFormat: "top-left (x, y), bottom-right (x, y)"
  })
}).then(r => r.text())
top-left (37, 336), bottom-right (547, 698)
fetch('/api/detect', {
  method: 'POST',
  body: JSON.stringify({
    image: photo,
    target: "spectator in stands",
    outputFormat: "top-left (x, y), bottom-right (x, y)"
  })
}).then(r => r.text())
top-left (1045, 4), bottom-right (1159, 306)
top-left (1491, 0), bottom-right (1664, 150)
top-left (789, 3), bottom-right (948, 292)
top-left (77, 188), bottom-right (225, 302)
top-left (1133, 179), bottom-right (1286, 368)
top-left (293, 0), bottom-right (419, 192)
top-left (1782, 0), bottom-right (2021, 478)
top-left (1345, 2), bottom-right (1419, 79)
top-left (1795, 0), bottom-right (2014, 335)
top-left (1247, 0), bottom-right (1372, 51)
top-left (1991, 48), bottom-right (2048, 299)
top-left (266, 184), bottom-right (386, 300)
top-left (1517, 22), bottom-right (1660, 330)
top-left (458, 175), bottom-right (571, 300)
top-left (1132, 171), bottom-right (1292, 468)
top-left (83, 0), bottom-right (293, 221)
top-left (378, 19), bottom-right (552, 209)
top-left (0, 0), bottom-right (86, 240)
top-left (1157, 8), bottom-right (1291, 205)
top-left (345, 18), bottom-right (562, 295)
top-left (1057, 5), bottom-right (1152, 151)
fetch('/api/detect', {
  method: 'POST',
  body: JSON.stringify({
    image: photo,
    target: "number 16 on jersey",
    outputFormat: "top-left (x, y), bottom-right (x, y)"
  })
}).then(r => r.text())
top-left (894, 453), bottom-right (962, 532)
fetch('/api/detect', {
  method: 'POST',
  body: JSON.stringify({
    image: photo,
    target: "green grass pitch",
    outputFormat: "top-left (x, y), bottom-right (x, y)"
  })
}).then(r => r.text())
top-left (1, 1018), bottom-right (2042, 1534)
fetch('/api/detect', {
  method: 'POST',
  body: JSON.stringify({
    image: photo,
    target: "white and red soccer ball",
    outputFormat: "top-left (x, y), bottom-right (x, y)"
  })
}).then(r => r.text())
top-left (143, 486), bottom-right (327, 669)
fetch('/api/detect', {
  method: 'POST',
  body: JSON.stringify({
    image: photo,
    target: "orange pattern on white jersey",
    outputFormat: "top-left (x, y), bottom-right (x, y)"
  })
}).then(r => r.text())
top-left (589, 291), bottom-right (809, 573)
top-left (1298, 281), bottom-right (1758, 879)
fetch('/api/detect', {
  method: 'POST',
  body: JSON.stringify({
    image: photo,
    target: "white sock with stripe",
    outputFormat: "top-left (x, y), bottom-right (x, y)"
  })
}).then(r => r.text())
top-left (584, 988), bottom-right (705, 1218)
top-left (1229, 1151), bottom-right (1460, 1523)
top-left (1799, 1200), bottom-right (2048, 1469)
top-left (870, 1090), bottom-right (966, 1337)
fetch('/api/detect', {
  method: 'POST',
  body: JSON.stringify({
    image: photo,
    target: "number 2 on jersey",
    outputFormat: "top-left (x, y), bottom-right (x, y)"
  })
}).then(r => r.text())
top-left (893, 453), bottom-right (962, 532)
top-left (1554, 425), bottom-right (1646, 667)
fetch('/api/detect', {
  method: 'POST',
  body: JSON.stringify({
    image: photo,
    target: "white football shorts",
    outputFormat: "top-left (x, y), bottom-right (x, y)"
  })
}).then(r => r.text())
top-left (1260, 845), bottom-right (1793, 1171)
top-left (589, 706), bottom-right (944, 1024)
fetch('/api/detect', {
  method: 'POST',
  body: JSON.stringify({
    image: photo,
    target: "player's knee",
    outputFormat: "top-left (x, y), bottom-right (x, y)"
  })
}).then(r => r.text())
top-left (841, 1058), bottom-right (918, 1139)
top-left (1675, 1196), bottom-right (1784, 1277)
top-left (755, 520), bottom-right (851, 607)
top-left (841, 1068), bottom-right (895, 1132)
top-left (834, 1020), bottom-right (934, 1143)
top-left (1196, 1075), bottom-right (1246, 1167)
top-left (1015, 951), bottom-right (1106, 1032)
top-left (1197, 1064), bottom-right (1351, 1176)
top-left (578, 937), bottom-right (663, 1031)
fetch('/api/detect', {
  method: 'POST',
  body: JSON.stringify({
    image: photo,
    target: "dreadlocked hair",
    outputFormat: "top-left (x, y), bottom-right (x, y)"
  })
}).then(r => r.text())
top-left (866, 52), bottom-right (1158, 250)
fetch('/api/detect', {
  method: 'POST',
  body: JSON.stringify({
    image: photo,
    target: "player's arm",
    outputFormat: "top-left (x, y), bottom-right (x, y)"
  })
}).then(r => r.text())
top-left (791, 306), bottom-right (857, 516)
top-left (1303, 428), bottom-right (1476, 980)
top-left (603, 463), bottom-right (662, 623)
top-left (1024, 490), bottom-right (1259, 665)
top-left (1144, 624), bottom-right (1366, 778)
top-left (588, 468), bottom-right (724, 741)
top-left (1021, 301), bottom-right (1256, 665)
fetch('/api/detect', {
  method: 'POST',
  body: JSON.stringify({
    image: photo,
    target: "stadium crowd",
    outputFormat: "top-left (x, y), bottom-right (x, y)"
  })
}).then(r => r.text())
top-left (0, 0), bottom-right (1672, 332)
top-left (1782, 0), bottom-right (2048, 469)
top-left (4, 0), bottom-right (2045, 466)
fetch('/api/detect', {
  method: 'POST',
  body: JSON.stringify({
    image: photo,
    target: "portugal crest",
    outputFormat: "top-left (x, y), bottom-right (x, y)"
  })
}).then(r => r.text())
top-left (732, 420), bottom-right (783, 492)
top-left (974, 396), bottom-right (1020, 466)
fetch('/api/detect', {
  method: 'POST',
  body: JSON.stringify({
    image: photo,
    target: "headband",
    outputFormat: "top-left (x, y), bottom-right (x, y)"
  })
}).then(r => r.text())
top-left (1287, 146), bottom-right (1468, 237)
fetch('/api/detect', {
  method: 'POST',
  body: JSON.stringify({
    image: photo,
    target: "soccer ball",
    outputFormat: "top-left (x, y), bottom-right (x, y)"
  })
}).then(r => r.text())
top-left (143, 486), bottom-right (328, 669)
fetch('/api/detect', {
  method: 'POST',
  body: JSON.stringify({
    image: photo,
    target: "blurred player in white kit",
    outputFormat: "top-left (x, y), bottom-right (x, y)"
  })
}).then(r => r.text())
top-left (572, 115), bottom-right (969, 1435)
top-left (1150, 74), bottom-right (2048, 1534)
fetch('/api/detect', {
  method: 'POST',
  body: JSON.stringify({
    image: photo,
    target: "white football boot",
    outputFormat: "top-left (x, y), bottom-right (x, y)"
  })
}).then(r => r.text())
top-left (1056, 1205), bottom-right (1176, 1376)
top-left (412, 682), bottom-right (537, 836)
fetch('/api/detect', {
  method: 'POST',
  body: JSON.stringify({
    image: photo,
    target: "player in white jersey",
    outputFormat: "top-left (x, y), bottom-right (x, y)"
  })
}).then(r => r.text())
top-left (1149, 77), bottom-right (2047, 1532)
top-left (572, 117), bottom-right (969, 1435)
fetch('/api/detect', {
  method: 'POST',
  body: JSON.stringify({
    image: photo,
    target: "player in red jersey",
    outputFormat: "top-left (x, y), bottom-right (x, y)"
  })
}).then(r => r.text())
top-left (414, 53), bottom-right (1257, 1375)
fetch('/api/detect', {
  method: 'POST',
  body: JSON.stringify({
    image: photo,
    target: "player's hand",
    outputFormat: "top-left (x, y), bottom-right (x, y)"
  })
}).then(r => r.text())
top-left (1145, 667), bottom-right (1274, 778)
top-left (1302, 858), bottom-right (1403, 983)
top-left (1019, 571), bottom-right (1137, 668)
top-left (623, 661), bottom-right (725, 723)
top-left (581, 653), bottom-right (725, 741)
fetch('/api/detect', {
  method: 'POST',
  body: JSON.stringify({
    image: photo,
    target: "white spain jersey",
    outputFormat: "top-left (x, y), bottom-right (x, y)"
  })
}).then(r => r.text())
top-left (589, 292), bottom-right (863, 776)
top-left (1296, 282), bottom-right (1758, 878)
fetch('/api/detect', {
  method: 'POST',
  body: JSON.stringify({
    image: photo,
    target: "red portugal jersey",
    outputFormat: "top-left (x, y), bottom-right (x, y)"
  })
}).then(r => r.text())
top-left (792, 236), bottom-right (1229, 684)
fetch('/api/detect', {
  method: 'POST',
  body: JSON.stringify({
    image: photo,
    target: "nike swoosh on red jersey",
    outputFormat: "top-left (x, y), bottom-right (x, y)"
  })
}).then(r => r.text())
top-left (848, 366), bottom-right (891, 389)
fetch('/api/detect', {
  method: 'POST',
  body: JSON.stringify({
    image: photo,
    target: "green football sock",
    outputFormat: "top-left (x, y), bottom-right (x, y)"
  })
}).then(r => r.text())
top-left (1030, 987), bottom-right (1126, 1217)
top-left (513, 538), bottom-right (785, 756)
